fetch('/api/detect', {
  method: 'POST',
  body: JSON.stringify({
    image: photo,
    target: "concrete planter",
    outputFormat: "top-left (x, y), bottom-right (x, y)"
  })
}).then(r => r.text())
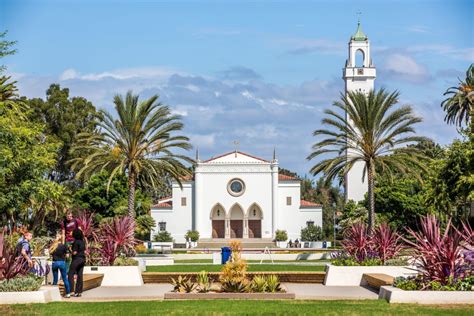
top-left (379, 286), bottom-right (474, 304)
top-left (164, 292), bottom-right (295, 300)
top-left (0, 286), bottom-right (61, 304)
top-left (84, 266), bottom-right (143, 286)
top-left (134, 255), bottom-right (174, 266)
top-left (324, 264), bottom-right (418, 286)
top-left (276, 241), bottom-right (288, 248)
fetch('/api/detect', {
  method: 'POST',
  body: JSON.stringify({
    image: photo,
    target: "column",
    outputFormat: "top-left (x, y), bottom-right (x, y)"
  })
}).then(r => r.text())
top-left (271, 161), bottom-right (279, 237)
top-left (225, 217), bottom-right (230, 239)
top-left (193, 168), bottom-right (201, 233)
top-left (243, 217), bottom-right (249, 238)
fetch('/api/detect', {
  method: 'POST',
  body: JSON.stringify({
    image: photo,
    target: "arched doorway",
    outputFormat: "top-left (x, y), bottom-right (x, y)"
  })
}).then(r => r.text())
top-left (210, 204), bottom-right (226, 239)
top-left (230, 204), bottom-right (244, 238)
top-left (247, 204), bottom-right (263, 238)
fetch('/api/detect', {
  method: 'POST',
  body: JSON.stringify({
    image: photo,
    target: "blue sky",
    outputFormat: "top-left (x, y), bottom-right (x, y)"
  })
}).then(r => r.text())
top-left (1, 0), bottom-right (473, 176)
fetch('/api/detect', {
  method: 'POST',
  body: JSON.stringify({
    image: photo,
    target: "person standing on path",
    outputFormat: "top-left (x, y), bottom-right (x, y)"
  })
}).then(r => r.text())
top-left (67, 228), bottom-right (86, 297)
top-left (49, 233), bottom-right (71, 298)
top-left (61, 211), bottom-right (81, 269)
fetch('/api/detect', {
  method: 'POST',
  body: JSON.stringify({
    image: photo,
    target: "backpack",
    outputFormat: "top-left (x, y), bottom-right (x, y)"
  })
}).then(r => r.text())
top-left (15, 239), bottom-right (28, 257)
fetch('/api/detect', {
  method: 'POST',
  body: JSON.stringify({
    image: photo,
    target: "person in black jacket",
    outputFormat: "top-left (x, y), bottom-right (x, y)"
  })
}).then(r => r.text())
top-left (68, 228), bottom-right (86, 297)
top-left (49, 233), bottom-right (71, 298)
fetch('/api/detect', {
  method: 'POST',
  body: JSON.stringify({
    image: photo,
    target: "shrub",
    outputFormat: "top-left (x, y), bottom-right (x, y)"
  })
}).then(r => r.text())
top-left (196, 270), bottom-right (211, 293)
top-left (134, 244), bottom-right (147, 254)
top-left (113, 256), bottom-right (138, 266)
top-left (371, 223), bottom-right (404, 264)
top-left (265, 275), bottom-right (282, 293)
top-left (394, 275), bottom-right (474, 291)
top-left (98, 216), bottom-right (138, 265)
top-left (135, 215), bottom-right (156, 240)
top-left (30, 237), bottom-right (53, 256)
top-left (153, 231), bottom-right (173, 242)
top-left (341, 222), bottom-right (371, 262)
top-left (405, 215), bottom-right (468, 285)
top-left (220, 240), bottom-right (249, 292)
top-left (275, 230), bottom-right (288, 242)
top-left (249, 275), bottom-right (267, 292)
top-left (300, 225), bottom-right (322, 241)
top-left (185, 230), bottom-right (200, 242)
top-left (0, 229), bottom-right (30, 281)
top-left (0, 274), bottom-right (43, 292)
top-left (171, 275), bottom-right (188, 293)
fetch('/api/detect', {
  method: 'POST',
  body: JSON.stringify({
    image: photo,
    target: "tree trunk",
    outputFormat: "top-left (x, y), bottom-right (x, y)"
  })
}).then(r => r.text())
top-left (127, 170), bottom-right (136, 218)
top-left (367, 163), bottom-right (375, 232)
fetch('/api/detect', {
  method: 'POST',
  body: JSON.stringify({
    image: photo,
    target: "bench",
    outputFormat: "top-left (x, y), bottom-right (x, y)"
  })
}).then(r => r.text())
top-left (362, 273), bottom-right (394, 289)
top-left (58, 274), bottom-right (104, 295)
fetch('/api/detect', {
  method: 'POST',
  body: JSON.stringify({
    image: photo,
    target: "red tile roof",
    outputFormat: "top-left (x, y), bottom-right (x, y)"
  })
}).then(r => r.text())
top-left (203, 151), bottom-right (270, 163)
top-left (300, 199), bottom-right (322, 208)
top-left (278, 174), bottom-right (299, 181)
top-left (152, 201), bottom-right (173, 208)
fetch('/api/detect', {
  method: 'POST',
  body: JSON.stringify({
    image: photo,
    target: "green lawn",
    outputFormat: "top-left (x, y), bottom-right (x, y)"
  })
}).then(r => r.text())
top-left (1, 300), bottom-right (472, 315)
top-left (174, 259), bottom-right (330, 264)
top-left (146, 264), bottom-right (326, 272)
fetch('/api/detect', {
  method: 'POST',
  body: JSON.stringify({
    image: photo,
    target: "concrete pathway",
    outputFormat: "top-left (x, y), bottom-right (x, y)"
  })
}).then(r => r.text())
top-left (65, 283), bottom-right (378, 302)
top-left (283, 283), bottom-right (378, 300)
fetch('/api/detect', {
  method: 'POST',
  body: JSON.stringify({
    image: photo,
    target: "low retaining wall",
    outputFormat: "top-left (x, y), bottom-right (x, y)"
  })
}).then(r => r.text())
top-left (134, 256), bottom-right (175, 266)
top-left (379, 286), bottom-right (474, 304)
top-left (164, 292), bottom-right (295, 300)
top-left (0, 286), bottom-right (61, 304)
top-left (324, 265), bottom-right (418, 286)
top-left (172, 252), bottom-right (332, 261)
top-left (84, 266), bottom-right (143, 286)
top-left (142, 271), bottom-right (325, 284)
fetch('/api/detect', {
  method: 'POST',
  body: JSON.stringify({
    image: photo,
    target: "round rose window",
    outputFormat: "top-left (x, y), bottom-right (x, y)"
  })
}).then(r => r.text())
top-left (227, 178), bottom-right (245, 197)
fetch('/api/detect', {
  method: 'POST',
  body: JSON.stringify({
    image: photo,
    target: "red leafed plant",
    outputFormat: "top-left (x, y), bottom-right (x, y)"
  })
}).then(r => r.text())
top-left (405, 215), bottom-right (467, 285)
top-left (341, 222), bottom-right (373, 262)
top-left (76, 210), bottom-right (96, 241)
top-left (0, 228), bottom-right (29, 281)
top-left (97, 216), bottom-right (138, 265)
top-left (372, 223), bottom-right (404, 264)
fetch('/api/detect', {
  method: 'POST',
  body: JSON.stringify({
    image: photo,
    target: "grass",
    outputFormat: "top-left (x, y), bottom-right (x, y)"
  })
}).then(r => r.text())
top-left (1, 300), bottom-right (473, 315)
top-left (146, 264), bottom-right (326, 272)
top-left (174, 259), bottom-right (331, 264)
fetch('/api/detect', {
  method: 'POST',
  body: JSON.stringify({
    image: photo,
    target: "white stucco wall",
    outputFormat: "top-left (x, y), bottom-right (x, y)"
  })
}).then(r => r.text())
top-left (150, 182), bottom-right (193, 243)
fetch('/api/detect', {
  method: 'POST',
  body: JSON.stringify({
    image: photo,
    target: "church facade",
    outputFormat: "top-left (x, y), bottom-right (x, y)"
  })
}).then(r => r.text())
top-left (150, 151), bottom-right (322, 243)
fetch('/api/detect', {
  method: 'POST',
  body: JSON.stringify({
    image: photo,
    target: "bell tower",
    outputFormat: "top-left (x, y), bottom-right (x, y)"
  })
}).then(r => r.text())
top-left (343, 21), bottom-right (376, 202)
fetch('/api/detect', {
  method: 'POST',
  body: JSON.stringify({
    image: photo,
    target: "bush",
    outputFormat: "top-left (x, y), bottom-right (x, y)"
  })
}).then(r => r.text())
top-left (113, 256), bottom-right (138, 266)
top-left (275, 230), bottom-right (288, 242)
top-left (153, 231), bottom-right (173, 242)
top-left (220, 241), bottom-right (249, 292)
top-left (185, 230), bottom-right (200, 242)
top-left (134, 244), bottom-right (147, 254)
top-left (394, 276), bottom-right (474, 291)
top-left (300, 225), bottom-right (322, 241)
top-left (0, 274), bottom-right (43, 292)
top-left (196, 270), bottom-right (211, 293)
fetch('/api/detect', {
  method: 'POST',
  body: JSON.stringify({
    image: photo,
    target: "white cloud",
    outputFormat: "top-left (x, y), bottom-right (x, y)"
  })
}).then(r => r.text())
top-left (408, 45), bottom-right (474, 62)
top-left (189, 133), bottom-right (216, 148)
top-left (59, 68), bottom-right (79, 80)
top-left (383, 54), bottom-right (430, 82)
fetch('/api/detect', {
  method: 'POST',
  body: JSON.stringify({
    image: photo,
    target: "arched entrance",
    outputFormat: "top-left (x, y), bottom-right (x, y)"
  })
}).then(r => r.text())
top-left (247, 204), bottom-right (263, 238)
top-left (229, 204), bottom-right (244, 238)
top-left (210, 204), bottom-right (226, 238)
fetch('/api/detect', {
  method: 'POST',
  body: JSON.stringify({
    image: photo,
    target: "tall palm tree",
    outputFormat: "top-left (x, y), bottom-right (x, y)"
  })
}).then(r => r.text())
top-left (441, 64), bottom-right (474, 133)
top-left (307, 89), bottom-right (427, 230)
top-left (71, 91), bottom-right (193, 218)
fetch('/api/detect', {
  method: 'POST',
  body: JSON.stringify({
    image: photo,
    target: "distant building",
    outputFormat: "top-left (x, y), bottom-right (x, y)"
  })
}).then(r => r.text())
top-left (344, 22), bottom-right (376, 202)
top-left (150, 151), bottom-right (322, 243)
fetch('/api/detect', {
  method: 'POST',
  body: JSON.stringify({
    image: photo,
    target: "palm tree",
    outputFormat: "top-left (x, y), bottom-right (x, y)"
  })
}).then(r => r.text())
top-left (71, 91), bottom-right (193, 218)
top-left (307, 89), bottom-right (427, 231)
top-left (441, 64), bottom-right (474, 133)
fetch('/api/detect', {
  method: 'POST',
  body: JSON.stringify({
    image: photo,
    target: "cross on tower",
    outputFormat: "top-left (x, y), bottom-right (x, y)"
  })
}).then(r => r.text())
top-left (233, 140), bottom-right (240, 157)
top-left (357, 11), bottom-right (362, 23)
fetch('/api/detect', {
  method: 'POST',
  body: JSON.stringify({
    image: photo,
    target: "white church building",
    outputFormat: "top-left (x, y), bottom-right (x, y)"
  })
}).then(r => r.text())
top-left (150, 151), bottom-right (322, 243)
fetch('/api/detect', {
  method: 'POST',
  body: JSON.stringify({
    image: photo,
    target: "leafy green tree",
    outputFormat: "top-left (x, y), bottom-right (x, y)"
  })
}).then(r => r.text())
top-left (425, 136), bottom-right (473, 223)
top-left (135, 215), bottom-right (156, 241)
top-left (307, 89), bottom-right (427, 230)
top-left (74, 170), bottom-right (151, 221)
top-left (441, 64), bottom-right (473, 132)
top-left (28, 84), bottom-right (99, 183)
top-left (0, 30), bottom-right (17, 72)
top-left (0, 77), bottom-right (61, 228)
top-left (71, 91), bottom-right (193, 218)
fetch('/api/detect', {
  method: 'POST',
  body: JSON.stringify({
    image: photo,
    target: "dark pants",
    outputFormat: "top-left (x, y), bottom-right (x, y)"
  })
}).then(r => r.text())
top-left (68, 257), bottom-right (85, 294)
top-left (52, 260), bottom-right (71, 294)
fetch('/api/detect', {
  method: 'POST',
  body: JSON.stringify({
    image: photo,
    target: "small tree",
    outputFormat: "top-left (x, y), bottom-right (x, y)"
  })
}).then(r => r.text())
top-left (300, 225), bottom-right (322, 241)
top-left (153, 231), bottom-right (173, 242)
top-left (275, 230), bottom-right (288, 241)
top-left (185, 230), bottom-right (200, 242)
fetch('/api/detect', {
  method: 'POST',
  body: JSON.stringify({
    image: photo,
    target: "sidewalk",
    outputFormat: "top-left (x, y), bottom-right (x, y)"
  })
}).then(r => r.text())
top-left (66, 283), bottom-right (378, 302)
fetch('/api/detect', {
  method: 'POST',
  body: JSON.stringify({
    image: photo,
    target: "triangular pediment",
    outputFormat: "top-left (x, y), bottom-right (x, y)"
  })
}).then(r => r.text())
top-left (203, 151), bottom-right (269, 164)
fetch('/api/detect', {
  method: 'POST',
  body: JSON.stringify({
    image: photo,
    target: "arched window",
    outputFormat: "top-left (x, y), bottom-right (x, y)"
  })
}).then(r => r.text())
top-left (355, 49), bottom-right (365, 67)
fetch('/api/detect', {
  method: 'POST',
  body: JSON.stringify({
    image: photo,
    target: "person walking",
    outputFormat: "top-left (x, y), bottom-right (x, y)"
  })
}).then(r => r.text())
top-left (49, 233), bottom-right (71, 298)
top-left (67, 229), bottom-right (86, 297)
top-left (16, 230), bottom-right (34, 270)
